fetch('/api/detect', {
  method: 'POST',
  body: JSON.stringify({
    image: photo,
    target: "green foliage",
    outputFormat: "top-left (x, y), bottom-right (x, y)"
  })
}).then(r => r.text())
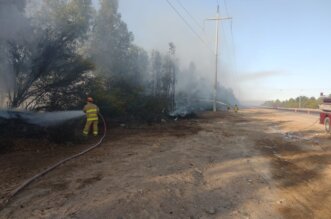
top-left (86, 76), bottom-right (169, 121)
top-left (263, 96), bottom-right (325, 109)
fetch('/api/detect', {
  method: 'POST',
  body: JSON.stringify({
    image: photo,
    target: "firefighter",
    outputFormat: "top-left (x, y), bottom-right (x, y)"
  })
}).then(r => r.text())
top-left (83, 97), bottom-right (99, 136)
top-left (234, 104), bottom-right (239, 113)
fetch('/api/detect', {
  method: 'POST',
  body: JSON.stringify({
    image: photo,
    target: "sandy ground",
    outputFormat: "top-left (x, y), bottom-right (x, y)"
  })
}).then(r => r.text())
top-left (0, 109), bottom-right (330, 219)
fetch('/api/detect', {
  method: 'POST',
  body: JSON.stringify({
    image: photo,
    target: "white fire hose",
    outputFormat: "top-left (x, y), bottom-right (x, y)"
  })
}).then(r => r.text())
top-left (0, 113), bottom-right (107, 211)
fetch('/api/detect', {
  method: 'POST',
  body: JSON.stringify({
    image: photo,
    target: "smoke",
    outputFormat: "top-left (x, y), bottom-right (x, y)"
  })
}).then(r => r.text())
top-left (0, 2), bottom-right (28, 40)
top-left (1, 0), bottom-right (239, 116)
top-left (238, 70), bottom-right (283, 82)
top-left (0, 0), bottom-right (32, 106)
top-left (117, 0), bottom-right (240, 110)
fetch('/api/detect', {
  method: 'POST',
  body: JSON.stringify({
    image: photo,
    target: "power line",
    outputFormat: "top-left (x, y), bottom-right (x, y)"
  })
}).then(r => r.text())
top-left (219, 0), bottom-right (237, 76)
top-left (165, 0), bottom-right (213, 53)
top-left (173, 0), bottom-right (215, 47)
top-left (220, 0), bottom-right (231, 51)
top-left (175, 0), bottom-right (204, 32)
top-left (222, 0), bottom-right (235, 56)
top-left (225, 0), bottom-right (237, 76)
top-left (229, 20), bottom-right (237, 64)
top-left (223, 0), bottom-right (229, 17)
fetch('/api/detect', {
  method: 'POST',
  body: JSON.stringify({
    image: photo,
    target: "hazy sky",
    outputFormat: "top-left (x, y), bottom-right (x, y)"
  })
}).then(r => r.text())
top-left (93, 0), bottom-right (331, 102)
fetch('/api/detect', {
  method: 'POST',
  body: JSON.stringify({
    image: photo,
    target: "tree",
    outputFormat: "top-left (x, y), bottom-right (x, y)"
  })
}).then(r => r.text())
top-left (168, 42), bottom-right (177, 111)
top-left (126, 45), bottom-right (149, 88)
top-left (151, 50), bottom-right (162, 96)
top-left (89, 0), bottom-right (157, 117)
top-left (263, 95), bottom-right (325, 109)
top-left (4, 0), bottom-right (94, 110)
top-left (90, 0), bottom-right (133, 80)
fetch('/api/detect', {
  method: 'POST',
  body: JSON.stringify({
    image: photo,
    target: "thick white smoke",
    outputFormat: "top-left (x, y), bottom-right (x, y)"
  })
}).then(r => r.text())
top-left (0, 1), bottom-right (31, 107)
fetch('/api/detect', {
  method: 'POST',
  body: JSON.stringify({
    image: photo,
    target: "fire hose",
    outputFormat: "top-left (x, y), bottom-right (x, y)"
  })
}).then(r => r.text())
top-left (287, 118), bottom-right (320, 133)
top-left (299, 118), bottom-right (320, 131)
top-left (0, 113), bottom-right (107, 211)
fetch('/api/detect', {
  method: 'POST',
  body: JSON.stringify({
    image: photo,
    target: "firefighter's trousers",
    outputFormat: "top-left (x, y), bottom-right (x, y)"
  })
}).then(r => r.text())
top-left (83, 120), bottom-right (99, 136)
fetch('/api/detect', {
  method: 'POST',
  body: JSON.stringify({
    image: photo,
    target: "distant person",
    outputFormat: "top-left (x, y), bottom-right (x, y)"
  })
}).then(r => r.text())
top-left (227, 105), bottom-right (231, 111)
top-left (234, 104), bottom-right (239, 113)
top-left (83, 97), bottom-right (99, 136)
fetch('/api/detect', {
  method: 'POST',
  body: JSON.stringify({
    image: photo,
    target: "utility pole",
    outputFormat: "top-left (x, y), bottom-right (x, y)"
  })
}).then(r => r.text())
top-left (205, 4), bottom-right (231, 112)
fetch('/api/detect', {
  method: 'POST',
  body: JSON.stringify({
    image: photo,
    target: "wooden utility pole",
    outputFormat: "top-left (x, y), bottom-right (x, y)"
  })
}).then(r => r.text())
top-left (205, 4), bottom-right (231, 112)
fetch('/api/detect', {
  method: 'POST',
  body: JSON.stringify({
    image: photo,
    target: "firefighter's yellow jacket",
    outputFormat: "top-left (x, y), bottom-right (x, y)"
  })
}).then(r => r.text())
top-left (83, 102), bottom-right (99, 121)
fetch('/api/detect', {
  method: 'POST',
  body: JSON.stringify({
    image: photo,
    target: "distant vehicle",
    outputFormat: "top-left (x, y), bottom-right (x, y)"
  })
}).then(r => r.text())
top-left (319, 97), bottom-right (331, 133)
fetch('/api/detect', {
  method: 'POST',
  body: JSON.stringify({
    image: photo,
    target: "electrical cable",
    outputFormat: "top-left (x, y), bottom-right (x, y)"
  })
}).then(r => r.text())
top-left (229, 19), bottom-right (237, 61)
top-left (221, 0), bottom-right (232, 47)
top-left (0, 113), bottom-right (107, 211)
top-left (175, 0), bottom-right (205, 32)
top-left (223, 0), bottom-right (229, 17)
top-left (165, 0), bottom-right (214, 53)
top-left (219, 0), bottom-right (238, 80)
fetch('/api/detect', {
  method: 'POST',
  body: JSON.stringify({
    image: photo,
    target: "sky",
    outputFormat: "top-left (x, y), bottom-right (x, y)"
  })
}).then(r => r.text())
top-left (93, 0), bottom-right (331, 103)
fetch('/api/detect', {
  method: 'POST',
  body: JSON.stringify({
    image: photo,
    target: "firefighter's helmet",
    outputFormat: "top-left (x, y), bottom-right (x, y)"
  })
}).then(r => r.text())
top-left (87, 97), bottom-right (93, 102)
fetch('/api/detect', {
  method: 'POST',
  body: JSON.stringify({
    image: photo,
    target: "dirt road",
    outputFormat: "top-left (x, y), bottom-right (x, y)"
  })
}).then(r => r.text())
top-left (1, 109), bottom-right (330, 219)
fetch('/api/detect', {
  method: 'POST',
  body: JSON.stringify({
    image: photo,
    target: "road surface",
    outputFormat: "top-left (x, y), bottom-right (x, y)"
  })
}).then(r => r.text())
top-left (1, 109), bottom-right (330, 218)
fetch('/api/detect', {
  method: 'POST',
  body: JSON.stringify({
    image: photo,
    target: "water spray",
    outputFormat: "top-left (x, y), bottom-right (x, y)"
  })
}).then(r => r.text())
top-left (0, 113), bottom-right (107, 211)
top-left (0, 110), bottom-right (85, 127)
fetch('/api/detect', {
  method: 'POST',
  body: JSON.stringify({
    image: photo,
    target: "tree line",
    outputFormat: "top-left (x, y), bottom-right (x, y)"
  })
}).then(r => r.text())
top-left (262, 95), bottom-right (331, 109)
top-left (0, 0), bottom-right (238, 121)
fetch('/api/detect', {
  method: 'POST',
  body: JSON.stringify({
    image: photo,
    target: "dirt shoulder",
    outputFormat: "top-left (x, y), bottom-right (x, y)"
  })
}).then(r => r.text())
top-left (244, 109), bottom-right (331, 219)
top-left (0, 109), bottom-right (330, 219)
